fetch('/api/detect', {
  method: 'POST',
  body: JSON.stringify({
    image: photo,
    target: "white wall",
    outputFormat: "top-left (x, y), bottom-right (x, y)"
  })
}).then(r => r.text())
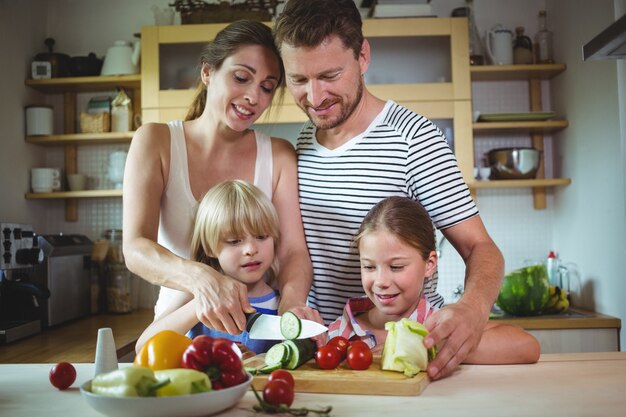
top-left (549, 0), bottom-right (626, 349)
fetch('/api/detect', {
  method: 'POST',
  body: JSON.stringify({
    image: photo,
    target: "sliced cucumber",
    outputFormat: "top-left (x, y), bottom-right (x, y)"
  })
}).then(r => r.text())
top-left (280, 311), bottom-right (302, 340)
top-left (265, 343), bottom-right (291, 366)
top-left (284, 339), bottom-right (316, 370)
top-left (258, 363), bottom-right (283, 374)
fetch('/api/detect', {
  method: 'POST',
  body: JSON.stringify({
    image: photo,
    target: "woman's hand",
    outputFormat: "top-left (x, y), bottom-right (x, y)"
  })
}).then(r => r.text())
top-left (191, 263), bottom-right (256, 335)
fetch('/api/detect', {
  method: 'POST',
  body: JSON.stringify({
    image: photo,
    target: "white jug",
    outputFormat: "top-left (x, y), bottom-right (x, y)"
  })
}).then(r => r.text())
top-left (486, 25), bottom-right (513, 65)
top-left (101, 40), bottom-right (141, 76)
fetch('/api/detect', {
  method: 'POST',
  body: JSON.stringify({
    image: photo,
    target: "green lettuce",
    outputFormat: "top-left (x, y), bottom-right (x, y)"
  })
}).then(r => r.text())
top-left (381, 318), bottom-right (436, 377)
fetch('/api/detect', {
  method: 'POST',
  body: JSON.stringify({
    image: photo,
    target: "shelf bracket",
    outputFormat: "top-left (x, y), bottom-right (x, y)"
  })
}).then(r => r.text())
top-left (529, 78), bottom-right (547, 209)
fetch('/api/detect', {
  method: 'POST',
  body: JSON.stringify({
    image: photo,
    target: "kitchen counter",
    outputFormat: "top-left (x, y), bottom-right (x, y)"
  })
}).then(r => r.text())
top-left (0, 309), bottom-right (154, 364)
top-left (1, 352), bottom-right (624, 417)
top-left (491, 307), bottom-right (621, 353)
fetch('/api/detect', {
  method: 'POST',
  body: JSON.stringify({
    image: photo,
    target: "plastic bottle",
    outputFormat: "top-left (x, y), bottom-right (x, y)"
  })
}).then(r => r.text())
top-left (513, 26), bottom-right (534, 64)
top-left (534, 10), bottom-right (554, 64)
top-left (546, 251), bottom-right (558, 287)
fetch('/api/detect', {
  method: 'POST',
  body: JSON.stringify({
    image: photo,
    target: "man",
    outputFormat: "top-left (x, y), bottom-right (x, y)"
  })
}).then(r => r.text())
top-left (274, 0), bottom-right (504, 380)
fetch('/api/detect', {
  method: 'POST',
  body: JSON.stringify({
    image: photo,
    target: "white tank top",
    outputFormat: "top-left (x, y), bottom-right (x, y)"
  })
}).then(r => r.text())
top-left (154, 120), bottom-right (273, 317)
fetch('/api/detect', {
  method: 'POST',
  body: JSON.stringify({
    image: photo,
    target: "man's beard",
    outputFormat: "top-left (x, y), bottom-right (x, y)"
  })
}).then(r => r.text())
top-left (306, 77), bottom-right (364, 130)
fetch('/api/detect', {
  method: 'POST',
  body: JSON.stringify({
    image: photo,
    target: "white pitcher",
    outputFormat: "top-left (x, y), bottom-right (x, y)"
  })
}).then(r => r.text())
top-left (101, 40), bottom-right (141, 76)
top-left (486, 25), bottom-right (513, 65)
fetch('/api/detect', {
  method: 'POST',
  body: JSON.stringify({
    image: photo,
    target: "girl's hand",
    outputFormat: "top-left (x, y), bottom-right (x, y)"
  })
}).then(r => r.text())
top-left (192, 264), bottom-right (256, 334)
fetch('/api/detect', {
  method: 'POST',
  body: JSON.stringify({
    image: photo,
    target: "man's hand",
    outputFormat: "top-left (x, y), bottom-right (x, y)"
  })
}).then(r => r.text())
top-left (423, 300), bottom-right (489, 380)
top-left (192, 267), bottom-right (256, 335)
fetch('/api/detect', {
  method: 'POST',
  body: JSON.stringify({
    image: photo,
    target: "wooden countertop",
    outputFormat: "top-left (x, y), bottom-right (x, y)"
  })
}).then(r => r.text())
top-left (489, 307), bottom-right (621, 330)
top-left (0, 309), bottom-right (153, 364)
top-left (1, 352), bottom-right (625, 417)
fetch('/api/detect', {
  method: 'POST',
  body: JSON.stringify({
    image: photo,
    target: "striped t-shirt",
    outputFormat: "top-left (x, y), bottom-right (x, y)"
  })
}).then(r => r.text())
top-left (297, 100), bottom-right (478, 324)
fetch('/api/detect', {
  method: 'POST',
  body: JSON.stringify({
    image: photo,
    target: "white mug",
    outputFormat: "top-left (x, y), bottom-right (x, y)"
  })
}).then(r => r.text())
top-left (486, 25), bottom-right (514, 65)
top-left (31, 168), bottom-right (60, 193)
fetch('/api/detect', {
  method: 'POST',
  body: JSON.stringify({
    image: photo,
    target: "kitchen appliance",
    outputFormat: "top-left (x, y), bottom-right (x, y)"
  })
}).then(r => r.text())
top-left (32, 234), bottom-right (93, 327)
top-left (32, 38), bottom-right (70, 78)
top-left (487, 147), bottom-right (541, 180)
top-left (68, 53), bottom-right (103, 77)
top-left (0, 223), bottom-right (47, 344)
top-left (583, 12), bottom-right (626, 61)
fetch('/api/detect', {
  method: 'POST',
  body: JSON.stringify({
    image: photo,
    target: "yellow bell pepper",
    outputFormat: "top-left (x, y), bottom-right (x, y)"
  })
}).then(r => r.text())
top-left (134, 330), bottom-right (192, 370)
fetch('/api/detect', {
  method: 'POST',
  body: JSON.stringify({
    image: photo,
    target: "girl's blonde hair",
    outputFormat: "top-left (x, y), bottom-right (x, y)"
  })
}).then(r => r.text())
top-left (354, 196), bottom-right (435, 261)
top-left (190, 180), bottom-right (281, 281)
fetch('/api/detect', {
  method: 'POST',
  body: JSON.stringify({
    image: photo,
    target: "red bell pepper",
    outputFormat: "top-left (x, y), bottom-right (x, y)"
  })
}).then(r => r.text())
top-left (182, 336), bottom-right (247, 390)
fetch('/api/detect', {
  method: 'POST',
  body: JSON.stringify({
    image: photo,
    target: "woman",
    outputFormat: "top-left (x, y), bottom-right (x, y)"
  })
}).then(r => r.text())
top-left (123, 20), bottom-right (316, 336)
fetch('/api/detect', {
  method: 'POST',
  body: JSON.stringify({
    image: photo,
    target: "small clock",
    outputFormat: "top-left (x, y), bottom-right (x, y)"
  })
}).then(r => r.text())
top-left (31, 61), bottom-right (52, 79)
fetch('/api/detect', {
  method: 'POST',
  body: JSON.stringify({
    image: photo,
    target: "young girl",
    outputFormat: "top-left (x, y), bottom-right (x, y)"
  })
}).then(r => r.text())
top-left (136, 180), bottom-right (281, 354)
top-left (328, 196), bottom-right (540, 365)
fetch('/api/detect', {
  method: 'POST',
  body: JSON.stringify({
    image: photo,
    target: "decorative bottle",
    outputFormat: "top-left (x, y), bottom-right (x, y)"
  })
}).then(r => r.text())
top-left (513, 26), bottom-right (534, 64)
top-left (534, 10), bottom-right (554, 64)
top-left (466, 0), bottom-right (485, 65)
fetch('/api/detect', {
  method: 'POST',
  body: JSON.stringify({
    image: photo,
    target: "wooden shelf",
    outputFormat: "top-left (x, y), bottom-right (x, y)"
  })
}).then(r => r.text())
top-left (25, 189), bottom-right (122, 199)
top-left (25, 131), bottom-right (134, 146)
top-left (25, 74), bottom-right (141, 93)
top-left (470, 64), bottom-right (566, 81)
top-left (473, 120), bottom-right (569, 134)
top-left (468, 178), bottom-right (571, 189)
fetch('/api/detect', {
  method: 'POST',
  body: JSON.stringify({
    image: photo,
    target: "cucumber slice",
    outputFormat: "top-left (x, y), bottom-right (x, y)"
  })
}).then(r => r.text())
top-left (265, 343), bottom-right (290, 366)
top-left (280, 311), bottom-right (302, 340)
top-left (284, 339), bottom-right (316, 370)
top-left (259, 363), bottom-right (282, 374)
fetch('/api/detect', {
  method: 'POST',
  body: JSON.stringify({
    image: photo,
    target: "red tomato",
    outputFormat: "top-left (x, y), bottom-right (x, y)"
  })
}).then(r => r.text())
top-left (327, 336), bottom-right (349, 359)
top-left (348, 340), bottom-right (370, 351)
top-left (268, 369), bottom-right (295, 388)
top-left (49, 362), bottom-right (76, 390)
top-left (346, 345), bottom-right (373, 370)
top-left (315, 345), bottom-right (341, 370)
top-left (263, 379), bottom-right (294, 407)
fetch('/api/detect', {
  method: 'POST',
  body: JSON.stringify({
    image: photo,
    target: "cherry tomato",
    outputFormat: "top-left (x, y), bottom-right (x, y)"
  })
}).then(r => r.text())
top-left (348, 340), bottom-right (370, 351)
top-left (315, 345), bottom-right (341, 370)
top-left (263, 379), bottom-right (295, 407)
top-left (327, 336), bottom-right (349, 359)
top-left (49, 362), bottom-right (76, 390)
top-left (268, 369), bottom-right (295, 388)
top-left (346, 345), bottom-right (373, 370)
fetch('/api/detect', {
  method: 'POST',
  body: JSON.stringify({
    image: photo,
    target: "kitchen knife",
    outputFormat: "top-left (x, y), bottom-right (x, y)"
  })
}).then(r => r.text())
top-left (245, 312), bottom-right (327, 340)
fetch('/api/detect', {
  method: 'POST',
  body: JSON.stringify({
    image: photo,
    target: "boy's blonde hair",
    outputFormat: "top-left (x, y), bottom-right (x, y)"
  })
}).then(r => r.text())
top-left (190, 180), bottom-right (281, 281)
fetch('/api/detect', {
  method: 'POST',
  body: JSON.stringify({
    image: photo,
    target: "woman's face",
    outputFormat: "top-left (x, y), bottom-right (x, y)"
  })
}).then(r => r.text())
top-left (359, 229), bottom-right (437, 320)
top-left (203, 44), bottom-right (281, 131)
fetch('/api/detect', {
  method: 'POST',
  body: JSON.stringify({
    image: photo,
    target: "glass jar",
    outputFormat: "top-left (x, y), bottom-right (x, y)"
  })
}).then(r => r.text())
top-left (106, 264), bottom-right (132, 313)
top-left (103, 229), bottom-right (132, 313)
top-left (451, 1), bottom-right (485, 65)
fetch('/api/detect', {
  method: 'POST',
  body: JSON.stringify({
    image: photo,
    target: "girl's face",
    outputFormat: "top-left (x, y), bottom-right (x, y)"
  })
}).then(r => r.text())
top-left (359, 229), bottom-right (437, 320)
top-left (203, 44), bottom-right (281, 131)
top-left (216, 232), bottom-right (275, 288)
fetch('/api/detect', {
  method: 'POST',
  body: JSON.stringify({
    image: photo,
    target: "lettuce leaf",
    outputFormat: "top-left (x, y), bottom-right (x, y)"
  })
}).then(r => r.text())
top-left (381, 318), bottom-right (435, 377)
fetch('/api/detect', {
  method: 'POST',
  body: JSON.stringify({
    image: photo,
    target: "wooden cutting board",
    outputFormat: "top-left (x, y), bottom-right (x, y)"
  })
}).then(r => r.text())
top-left (244, 354), bottom-right (429, 396)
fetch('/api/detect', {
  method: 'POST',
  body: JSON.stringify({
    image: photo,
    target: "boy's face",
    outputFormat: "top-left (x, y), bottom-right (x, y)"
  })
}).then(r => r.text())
top-left (280, 35), bottom-right (368, 130)
top-left (359, 230), bottom-right (437, 319)
top-left (202, 44), bottom-right (280, 132)
top-left (216, 232), bottom-right (275, 286)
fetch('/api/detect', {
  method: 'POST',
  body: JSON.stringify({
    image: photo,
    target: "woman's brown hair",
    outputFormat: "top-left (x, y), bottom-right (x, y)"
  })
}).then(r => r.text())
top-left (185, 20), bottom-right (285, 121)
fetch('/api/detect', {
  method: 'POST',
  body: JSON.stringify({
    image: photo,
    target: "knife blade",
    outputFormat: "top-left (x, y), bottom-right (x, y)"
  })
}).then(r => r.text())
top-left (245, 312), bottom-right (327, 340)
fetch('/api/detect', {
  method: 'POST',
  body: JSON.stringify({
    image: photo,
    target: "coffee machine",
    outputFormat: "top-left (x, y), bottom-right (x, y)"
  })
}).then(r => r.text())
top-left (0, 223), bottom-right (48, 344)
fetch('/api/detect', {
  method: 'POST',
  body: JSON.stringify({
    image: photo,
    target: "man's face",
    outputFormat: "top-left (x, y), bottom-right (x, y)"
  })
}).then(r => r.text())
top-left (280, 36), bottom-right (367, 130)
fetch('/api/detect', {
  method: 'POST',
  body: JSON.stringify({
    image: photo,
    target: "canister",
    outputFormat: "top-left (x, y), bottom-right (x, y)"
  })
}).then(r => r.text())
top-left (25, 105), bottom-right (53, 135)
